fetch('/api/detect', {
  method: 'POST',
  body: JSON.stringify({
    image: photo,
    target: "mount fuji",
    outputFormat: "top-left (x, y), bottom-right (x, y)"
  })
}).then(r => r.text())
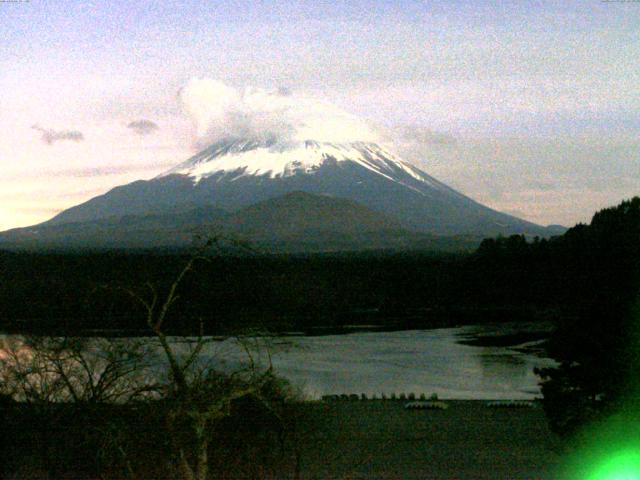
top-left (0, 138), bottom-right (561, 251)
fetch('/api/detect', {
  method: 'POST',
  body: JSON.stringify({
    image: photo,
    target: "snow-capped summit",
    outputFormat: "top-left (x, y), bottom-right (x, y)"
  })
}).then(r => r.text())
top-left (158, 137), bottom-right (444, 192)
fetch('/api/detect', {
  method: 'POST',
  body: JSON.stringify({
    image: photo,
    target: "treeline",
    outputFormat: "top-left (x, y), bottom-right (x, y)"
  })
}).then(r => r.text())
top-left (0, 198), bottom-right (638, 338)
top-left (479, 197), bottom-right (639, 434)
top-left (477, 197), bottom-right (639, 312)
top-left (477, 197), bottom-right (640, 369)
top-left (0, 250), bottom-right (461, 334)
top-left (0, 247), bottom-right (567, 336)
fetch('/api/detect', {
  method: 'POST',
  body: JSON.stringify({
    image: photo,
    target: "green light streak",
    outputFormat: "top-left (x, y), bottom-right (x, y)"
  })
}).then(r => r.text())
top-left (587, 450), bottom-right (640, 480)
top-left (557, 410), bottom-right (640, 480)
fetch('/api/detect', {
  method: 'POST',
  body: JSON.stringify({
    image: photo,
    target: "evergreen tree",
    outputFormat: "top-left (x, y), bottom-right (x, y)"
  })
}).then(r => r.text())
top-left (536, 197), bottom-right (640, 435)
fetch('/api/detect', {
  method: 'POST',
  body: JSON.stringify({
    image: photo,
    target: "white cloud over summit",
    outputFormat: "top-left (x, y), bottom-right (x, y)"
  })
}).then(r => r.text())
top-left (178, 78), bottom-right (378, 147)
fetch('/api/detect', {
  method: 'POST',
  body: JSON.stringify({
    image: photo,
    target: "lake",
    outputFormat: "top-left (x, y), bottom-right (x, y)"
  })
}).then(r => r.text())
top-left (0, 322), bottom-right (556, 400)
top-left (263, 323), bottom-right (555, 400)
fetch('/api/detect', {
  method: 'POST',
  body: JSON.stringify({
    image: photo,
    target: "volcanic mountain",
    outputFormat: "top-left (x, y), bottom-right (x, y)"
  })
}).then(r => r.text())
top-left (0, 138), bottom-right (561, 251)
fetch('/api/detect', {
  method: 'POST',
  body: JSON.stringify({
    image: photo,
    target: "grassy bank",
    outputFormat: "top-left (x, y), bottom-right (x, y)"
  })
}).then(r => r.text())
top-left (0, 399), bottom-right (560, 479)
top-left (296, 400), bottom-right (560, 480)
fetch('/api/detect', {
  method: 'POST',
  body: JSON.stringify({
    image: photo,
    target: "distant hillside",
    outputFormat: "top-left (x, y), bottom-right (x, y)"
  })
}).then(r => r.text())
top-left (0, 192), bottom-right (484, 252)
top-left (226, 191), bottom-right (403, 236)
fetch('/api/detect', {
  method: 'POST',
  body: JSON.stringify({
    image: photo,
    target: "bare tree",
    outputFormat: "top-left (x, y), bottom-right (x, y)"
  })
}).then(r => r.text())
top-left (0, 336), bottom-right (156, 404)
top-left (0, 335), bottom-right (158, 479)
top-left (123, 238), bottom-right (290, 480)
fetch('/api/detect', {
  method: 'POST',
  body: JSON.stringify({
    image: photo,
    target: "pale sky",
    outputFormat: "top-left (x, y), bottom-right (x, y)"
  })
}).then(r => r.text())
top-left (1, 0), bottom-right (639, 231)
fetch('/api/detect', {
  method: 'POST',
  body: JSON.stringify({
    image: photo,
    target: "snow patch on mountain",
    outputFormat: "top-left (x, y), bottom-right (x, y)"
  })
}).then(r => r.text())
top-left (159, 139), bottom-right (446, 194)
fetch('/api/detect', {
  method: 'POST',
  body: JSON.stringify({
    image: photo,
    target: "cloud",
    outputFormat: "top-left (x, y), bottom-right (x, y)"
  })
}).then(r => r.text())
top-left (277, 86), bottom-right (292, 97)
top-left (31, 124), bottom-right (84, 145)
top-left (127, 119), bottom-right (159, 135)
top-left (12, 163), bottom-right (177, 180)
top-left (14, 206), bottom-right (62, 216)
top-left (58, 164), bottom-right (173, 178)
top-left (399, 127), bottom-right (457, 146)
top-left (178, 78), bottom-right (377, 148)
top-left (380, 125), bottom-right (458, 147)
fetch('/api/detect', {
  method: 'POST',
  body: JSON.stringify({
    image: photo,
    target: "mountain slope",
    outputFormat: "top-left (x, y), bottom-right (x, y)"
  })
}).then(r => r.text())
top-left (39, 138), bottom-right (550, 237)
top-left (1, 192), bottom-right (479, 252)
top-left (0, 205), bottom-right (227, 250)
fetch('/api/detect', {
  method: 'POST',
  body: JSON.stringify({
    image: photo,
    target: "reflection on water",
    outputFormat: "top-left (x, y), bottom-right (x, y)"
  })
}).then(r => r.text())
top-left (264, 324), bottom-right (556, 400)
top-left (0, 323), bottom-right (556, 400)
top-left (479, 351), bottom-right (528, 378)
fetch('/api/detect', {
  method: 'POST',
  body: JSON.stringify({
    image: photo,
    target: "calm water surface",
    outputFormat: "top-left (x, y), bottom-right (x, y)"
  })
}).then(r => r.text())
top-left (264, 324), bottom-right (555, 400)
top-left (1, 323), bottom-right (555, 400)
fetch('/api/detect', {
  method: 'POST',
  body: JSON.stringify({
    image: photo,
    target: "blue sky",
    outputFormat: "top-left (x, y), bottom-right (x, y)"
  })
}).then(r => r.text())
top-left (1, 0), bottom-right (639, 229)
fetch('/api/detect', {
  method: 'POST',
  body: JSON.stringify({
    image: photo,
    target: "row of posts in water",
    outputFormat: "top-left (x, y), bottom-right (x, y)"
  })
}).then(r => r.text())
top-left (321, 393), bottom-right (536, 409)
top-left (322, 392), bottom-right (439, 402)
